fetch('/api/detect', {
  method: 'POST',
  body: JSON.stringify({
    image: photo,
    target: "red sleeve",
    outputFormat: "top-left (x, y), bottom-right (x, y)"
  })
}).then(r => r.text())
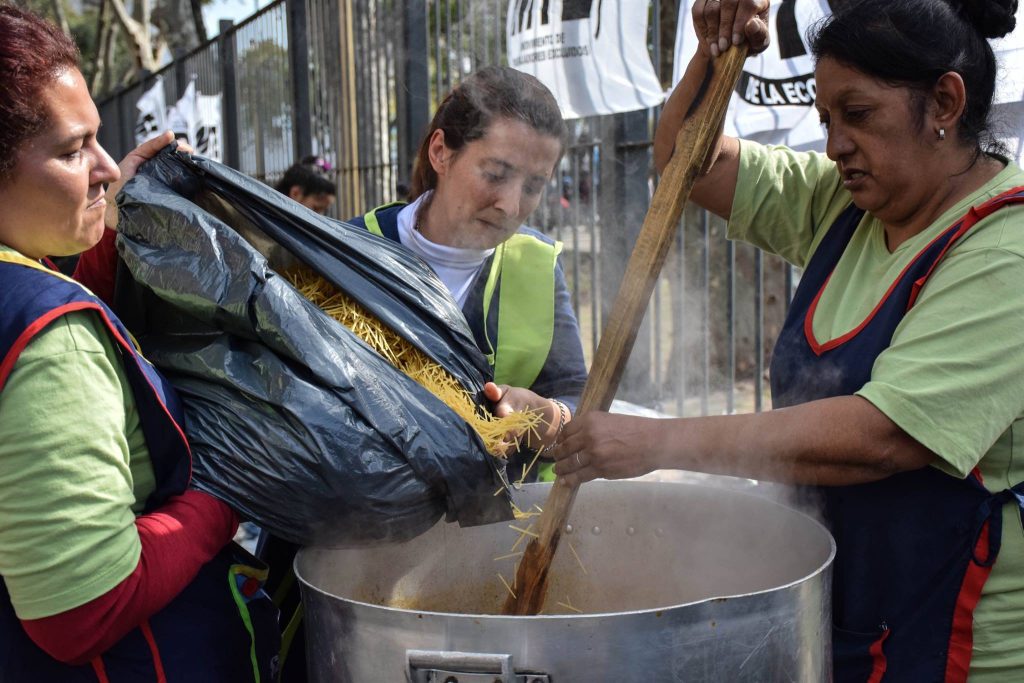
top-left (19, 490), bottom-right (239, 665)
top-left (73, 228), bottom-right (118, 307)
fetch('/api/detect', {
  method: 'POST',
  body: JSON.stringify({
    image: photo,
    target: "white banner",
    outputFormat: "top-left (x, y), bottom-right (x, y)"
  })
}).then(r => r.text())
top-left (166, 81), bottom-right (223, 162)
top-left (195, 94), bottom-right (223, 162)
top-left (672, 0), bottom-right (1024, 159)
top-left (134, 77), bottom-right (168, 146)
top-left (167, 80), bottom-right (198, 144)
top-left (507, 0), bottom-right (664, 119)
top-left (673, 0), bottom-right (828, 149)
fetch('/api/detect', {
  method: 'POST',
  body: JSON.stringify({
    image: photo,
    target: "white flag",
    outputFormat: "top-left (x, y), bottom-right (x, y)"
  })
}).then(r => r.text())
top-left (507, 0), bottom-right (664, 119)
top-left (673, 0), bottom-right (828, 150)
top-left (166, 80), bottom-right (198, 147)
top-left (672, 0), bottom-right (1024, 159)
top-left (195, 94), bottom-right (223, 162)
top-left (134, 77), bottom-right (167, 146)
top-left (166, 82), bottom-right (223, 162)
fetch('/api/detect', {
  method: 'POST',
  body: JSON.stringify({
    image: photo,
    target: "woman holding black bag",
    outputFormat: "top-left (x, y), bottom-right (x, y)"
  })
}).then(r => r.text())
top-left (0, 6), bottom-right (279, 679)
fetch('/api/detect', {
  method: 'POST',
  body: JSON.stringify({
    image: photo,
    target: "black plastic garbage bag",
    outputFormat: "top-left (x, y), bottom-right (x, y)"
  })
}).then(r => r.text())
top-left (113, 146), bottom-right (512, 546)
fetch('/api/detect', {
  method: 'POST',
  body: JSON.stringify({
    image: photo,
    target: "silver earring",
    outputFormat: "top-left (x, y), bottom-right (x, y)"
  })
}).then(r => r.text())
top-left (938, 128), bottom-right (946, 141)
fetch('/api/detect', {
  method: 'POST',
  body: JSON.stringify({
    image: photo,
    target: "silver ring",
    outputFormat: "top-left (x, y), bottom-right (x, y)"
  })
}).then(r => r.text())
top-left (574, 452), bottom-right (583, 467)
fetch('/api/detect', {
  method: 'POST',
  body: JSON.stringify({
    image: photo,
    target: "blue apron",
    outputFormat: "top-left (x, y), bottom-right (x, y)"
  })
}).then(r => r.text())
top-left (0, 257), bottom-right (279, 682)
top-left (769, 187), bottom-right (1024, 682)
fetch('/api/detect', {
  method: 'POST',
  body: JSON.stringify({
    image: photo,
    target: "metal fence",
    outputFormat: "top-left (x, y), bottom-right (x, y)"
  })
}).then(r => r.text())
top-left (95, 0), bottom-right (794, 417)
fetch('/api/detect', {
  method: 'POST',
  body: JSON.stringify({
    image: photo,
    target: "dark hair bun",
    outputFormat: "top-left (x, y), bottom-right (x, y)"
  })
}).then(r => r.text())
top-left (955, 0), bottom-right (1017, 39)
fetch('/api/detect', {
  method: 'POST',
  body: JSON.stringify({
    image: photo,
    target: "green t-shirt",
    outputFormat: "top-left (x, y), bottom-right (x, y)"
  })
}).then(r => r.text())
top-left (730, 142), bottom-right (1024, 679)
top-left (0, 248), bottom-right (155, 619)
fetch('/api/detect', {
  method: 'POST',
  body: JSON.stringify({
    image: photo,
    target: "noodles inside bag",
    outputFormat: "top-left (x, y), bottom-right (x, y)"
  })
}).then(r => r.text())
top-left (286, 267), bottom-right (541, 457)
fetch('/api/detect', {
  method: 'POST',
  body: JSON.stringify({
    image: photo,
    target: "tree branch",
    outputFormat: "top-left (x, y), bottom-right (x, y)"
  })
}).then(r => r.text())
top-left (50, 0), bottom-right (70, 36)
top-left (108, 0), bottom-right (159, 72)
top-left (89, 0), bottom-right (111, 93)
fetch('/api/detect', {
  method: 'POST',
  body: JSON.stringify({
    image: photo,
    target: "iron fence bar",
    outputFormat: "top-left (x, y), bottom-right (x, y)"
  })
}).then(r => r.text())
top-left (570, 155), bottom-right (582, 326)
top-left (700, 208), bottom-right (710, 415)
top-left (467, 0), bottom-right (475, 69)
top-left (371, 0), bottom-right (380, 199)
top-left (571, 150), bottom-right (583, 321)
top-left (174, 55), bottom-right (188, 99)
top-left (367, 2), bottom-right (380, 201)
top-left (785, 262), bottom-right (794, 310)
top-left (444, 0), bottom-right (452, 91)
top-left (653, 261), bottom-right (663, 399)
top-left (117, 84), bottom-right (136, 161)
top-left (727, 238), bottom-right (735, 414)
top-left (288, 0), bottom-right (312, 161)
top-left (588, 142), bottom-right (600, 359)
top-left (355, 2), bottom-right (369, 201)
top-left (653, 0), bottom-right (661, 73)
top-left (495, 0), bottom-right (502, 63)
top-left (675, 211), bottom-right (687, 417)
top-left (433, 1), bottom-right (442, 100)
top-left (218, 20), bottom-right (240, 169)
top-left (455, 0), bottom-right (463, 75)
top-left (754, 249), bottom-right (765, 412)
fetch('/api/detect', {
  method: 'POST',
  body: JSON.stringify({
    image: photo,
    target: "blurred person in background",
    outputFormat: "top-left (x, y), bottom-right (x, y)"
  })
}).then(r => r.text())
top-left (274, 155), bottom-right (337, 215)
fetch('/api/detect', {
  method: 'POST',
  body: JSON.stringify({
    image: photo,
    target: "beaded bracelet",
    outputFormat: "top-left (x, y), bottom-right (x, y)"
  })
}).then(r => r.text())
top-left (548, 398), bottom-right (568, 443)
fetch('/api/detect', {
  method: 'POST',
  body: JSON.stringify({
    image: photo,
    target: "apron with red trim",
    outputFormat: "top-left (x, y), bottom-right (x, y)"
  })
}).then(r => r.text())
top-left (0, 258), bottom-right (279, 682)
top-left (769, 187), bottom-right (1024, 683)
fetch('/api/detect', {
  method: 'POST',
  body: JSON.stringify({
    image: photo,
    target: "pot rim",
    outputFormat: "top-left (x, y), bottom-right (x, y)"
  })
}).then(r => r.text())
top-left (295, 479), bottom-right (837, 620)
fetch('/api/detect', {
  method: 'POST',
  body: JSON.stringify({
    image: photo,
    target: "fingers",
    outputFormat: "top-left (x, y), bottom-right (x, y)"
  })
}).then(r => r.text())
top-left (547, 420), bottom-right (585, 469)
top-left (555, 465), bottom-right (597, 488)
top-left (493, 438), bottom-right (515, 458)
top-left (739, 0), bottom-right (771, 54)
top-left (105, 131), bottom-right (175, 230)
top-left (745, 3), bottom-right (771, 53)
top-left (483, 382), bottom-right (505, 402)
top-left (484, 382), bottom-right (514, 418)
top-left (552, 450), bottom-right (600, 488)
top-left (694, 0), bottom-right (771, 57)
top-left (123, 131), bottom-right (174, 172)
top-left (550, 446), bottom-right (597, 487)
top-left (717, 0), bottom-right (739, 56)
top-left (548, 415), bottom-right (619, 486)
top-left (694, 0), bottom-right (722, 57)
top-left (547, 412), bottom-right (658, 485)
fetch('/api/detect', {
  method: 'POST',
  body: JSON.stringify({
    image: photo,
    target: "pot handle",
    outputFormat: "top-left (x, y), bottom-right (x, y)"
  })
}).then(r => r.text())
top-left (406, 649), bottom-right (549, 683)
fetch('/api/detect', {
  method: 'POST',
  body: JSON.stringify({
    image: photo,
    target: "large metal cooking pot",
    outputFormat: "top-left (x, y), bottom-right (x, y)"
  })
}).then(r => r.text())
top-left (296, 479), bottom-right (835, 682)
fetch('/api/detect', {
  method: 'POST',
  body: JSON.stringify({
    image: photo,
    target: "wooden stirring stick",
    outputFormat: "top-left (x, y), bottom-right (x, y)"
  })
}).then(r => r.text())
top-left (502, 45), bottom-right (749, 616)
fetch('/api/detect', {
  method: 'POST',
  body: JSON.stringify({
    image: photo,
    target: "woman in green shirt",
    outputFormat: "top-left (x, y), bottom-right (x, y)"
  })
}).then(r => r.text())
top-left (551, 0), bottom-right (1024, 680)
top-left (0, 6), bottom-right (278, 678)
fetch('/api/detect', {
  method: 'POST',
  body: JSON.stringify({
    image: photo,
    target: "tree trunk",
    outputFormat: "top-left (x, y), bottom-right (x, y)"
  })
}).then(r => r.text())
top-left (50, 0), bottom-right (70, 36)
top-left (190, 0), bottom-right (207, 43)
top-left (89, 0), bottom-right (112, 93)
top-left (108, 0), bottom-right (161, 72)
top-left (152, 0), bottom-right (202, 59)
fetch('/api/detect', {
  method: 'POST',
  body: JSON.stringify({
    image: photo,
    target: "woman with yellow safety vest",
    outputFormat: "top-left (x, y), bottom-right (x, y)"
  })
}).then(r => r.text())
top-left (354, 65), bottom-right (588, 478)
